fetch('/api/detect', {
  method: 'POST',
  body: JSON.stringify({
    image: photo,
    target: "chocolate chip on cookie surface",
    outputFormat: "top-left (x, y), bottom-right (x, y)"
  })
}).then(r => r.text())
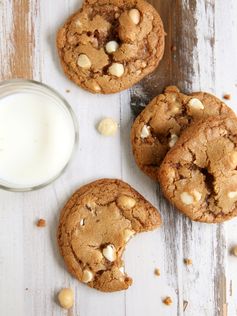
top-left (131, 86), bottom-right (235, 180)
top-left (56, 0), bottom-right (165, 94)
top-left (57, 179), bottom-right (161, 292)
top-left (159, 116), bottom-right (237, 223)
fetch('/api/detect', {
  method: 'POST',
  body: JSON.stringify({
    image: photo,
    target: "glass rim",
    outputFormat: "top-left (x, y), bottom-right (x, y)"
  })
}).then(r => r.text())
top-left (0, 79), bottom-right (79, 192)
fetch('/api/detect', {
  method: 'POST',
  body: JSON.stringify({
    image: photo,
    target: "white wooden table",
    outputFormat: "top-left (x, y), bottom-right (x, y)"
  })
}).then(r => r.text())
top-left (0, 1), bottom-right (237, 315)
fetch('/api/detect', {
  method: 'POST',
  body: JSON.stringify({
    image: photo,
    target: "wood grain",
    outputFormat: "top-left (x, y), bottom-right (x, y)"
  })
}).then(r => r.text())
top-left (0, 0), bottom-right (38, 80)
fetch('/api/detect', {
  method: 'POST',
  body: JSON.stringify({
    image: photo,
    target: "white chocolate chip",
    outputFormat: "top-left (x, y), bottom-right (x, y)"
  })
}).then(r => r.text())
top-left (169, 134), bottom-right (178, 148)
top-left (115, 12), bottom-right (120, 19)
top-left (97, 118), bottom-right (118, 136)
top-left (86, 201), bottom-right (97, 212)
top-left (167, 168), bottom-right (176, 180)
top-left (170, 106), bottom-right (180, 115)
top-left (124, 229), bottom-right (135, 242)
top-left (80, 219), bottom-right (85, 226)
top-left (82, 269), bottom-right (94, 283)
top-left (230, 151), bottom-right (237, 166)
top-left (141, 125), bottom-right (150, 138)
top-left (102, 244), bottom-right (116, 262)
top-left (105, 41), bottom-right (119, 54)
top-left (180, 192), bottom-right (194, 205)
top-left (117, 195), bottom-right (136, 209)
top-left (92, 82), bottom-right (101, 92)
top-left (228, 191), bottom-right (237, 199)
top-left (119, 266), bottom-right (125, 274)
top-left (108, 63), bottom-right (124, 77)
top-left (193, 189), bottom-right (202, 202)
top-left (188, 98), bottom-right (204, 110)
top-left (58, 288), bottom-right (74, 309)
top-left (129, 9), bottom-right (141, 25)
top-left (75, 19), bottom-right (82, 27)
top-left (77, 54), bottom-right (92, 69)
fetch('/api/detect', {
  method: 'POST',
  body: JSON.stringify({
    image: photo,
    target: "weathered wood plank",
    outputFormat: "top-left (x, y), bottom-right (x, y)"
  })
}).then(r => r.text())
top-left (0, 1), bottom-right (40, 316)
top-left (130, 1), bottom-right (230, 316)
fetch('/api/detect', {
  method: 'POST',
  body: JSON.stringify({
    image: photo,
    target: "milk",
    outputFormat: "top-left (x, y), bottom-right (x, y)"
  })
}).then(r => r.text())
top-left (0, 91), bottom-right (76, 189)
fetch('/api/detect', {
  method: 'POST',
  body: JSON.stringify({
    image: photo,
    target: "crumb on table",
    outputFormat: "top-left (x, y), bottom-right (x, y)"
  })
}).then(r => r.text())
top-left (154, 268), bottom-right (160, 276)
top-left (171, 45), bottom-right (177, 52)
top-left (36, 218), bottom-right (46, 227)
top-left (66, 89), bottom-right (70, 93)
top-left (163, 296), bottom-right (172, 306)
top-left (184, 258), bottom-right (192, 265)
top-left (223, 94), bottom-right (231, 100)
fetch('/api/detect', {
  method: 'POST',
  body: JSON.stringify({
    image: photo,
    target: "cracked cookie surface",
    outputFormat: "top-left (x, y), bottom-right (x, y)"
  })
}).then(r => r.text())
top-left (56, 0), bottom-right (165, 94)
top-left (131, 86), bottom-right (235, 180)
top-left (159, 116), bottom-right (237, 223)
top-left (57, 179), bottom-right (161, 292)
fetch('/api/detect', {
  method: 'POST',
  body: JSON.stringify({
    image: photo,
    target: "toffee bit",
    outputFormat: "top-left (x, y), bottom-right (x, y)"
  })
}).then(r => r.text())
top-left (163, 296), bottom-right (172, 306)
top-left (184, 258), bottom-right (192, 265)
top-left (223, 94), bottom-right (231, 100)
top-left (36, 218), bottom-right (46, 227)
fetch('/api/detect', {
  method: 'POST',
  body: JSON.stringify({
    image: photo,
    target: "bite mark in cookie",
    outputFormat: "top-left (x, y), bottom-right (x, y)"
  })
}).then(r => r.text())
top-left (57, 179), bottom-right (161, 292)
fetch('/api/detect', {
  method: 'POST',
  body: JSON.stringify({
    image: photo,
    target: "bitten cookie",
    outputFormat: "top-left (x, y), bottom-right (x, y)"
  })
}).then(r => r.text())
top-left (159, 116), bottom-right (237, 223)
top-left (57, 179), bottom-right (161, 292)
top-left (131, 86), bottom-right (235, 180)
top-left (56, 0), bottom-right (165, 94)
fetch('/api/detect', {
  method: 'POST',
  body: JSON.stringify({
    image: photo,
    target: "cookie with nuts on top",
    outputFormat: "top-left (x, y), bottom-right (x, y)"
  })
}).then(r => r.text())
top-left (131, 86), bottom-right (235, 180)
top-left (159, 116), bottom-right (237, 223)
top-left (57, 179), bottom-right (161, 292)
top-left (56, 0), bottom-right (165, 94)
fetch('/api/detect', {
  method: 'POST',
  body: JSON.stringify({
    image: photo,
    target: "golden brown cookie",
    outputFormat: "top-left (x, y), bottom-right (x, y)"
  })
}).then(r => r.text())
top-left (131, 86), bottom-right (235, 180)
top-left (56, 0), bottom-right (165, 94)
top-left (159, 116), bottom-right (237, 223)
top-left (57, 179), bottom-right (161, 292)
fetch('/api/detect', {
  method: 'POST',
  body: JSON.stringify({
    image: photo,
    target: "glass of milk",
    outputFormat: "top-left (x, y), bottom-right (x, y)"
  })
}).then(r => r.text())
top-left (0, 79), bottom-right (78, 191)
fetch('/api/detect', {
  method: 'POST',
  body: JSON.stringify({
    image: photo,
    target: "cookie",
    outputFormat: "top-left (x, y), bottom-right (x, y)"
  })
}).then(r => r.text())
top-left (57, 179), bottom-right (161, 292)
top-left (56, 0), bottom-right (165, 94)
top-left (131, 86), bottom-right (235, 180)
top-left (159, 116), bottom-right (237, 223)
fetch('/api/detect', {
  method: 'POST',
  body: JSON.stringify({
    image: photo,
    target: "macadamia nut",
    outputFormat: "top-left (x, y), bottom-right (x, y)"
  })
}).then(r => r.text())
top-left (97, 118), bottom-right (118, 136)
top-left (58, 288), bottom-right (74, 309)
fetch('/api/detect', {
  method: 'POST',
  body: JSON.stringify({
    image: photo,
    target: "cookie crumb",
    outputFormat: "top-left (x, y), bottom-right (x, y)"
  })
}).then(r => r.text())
top-left (171, 45), bottom-right (177, 52)
top-left (184, 258), bottom-right (192, 265)
top-left (231, 245), bottom-right (237, 256)
top-left (183, 300), bottom-right (188, 311)
top-left (65, 89), bottom-right (70, 93)
top-left (223, 94), bottom-right (231, 100)
top-left (154, 268), bottom-right (160, 276)
top-left (36, 218), bottom-right (46, 227)
top-left (163, 297), bottom-right (172, 306)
